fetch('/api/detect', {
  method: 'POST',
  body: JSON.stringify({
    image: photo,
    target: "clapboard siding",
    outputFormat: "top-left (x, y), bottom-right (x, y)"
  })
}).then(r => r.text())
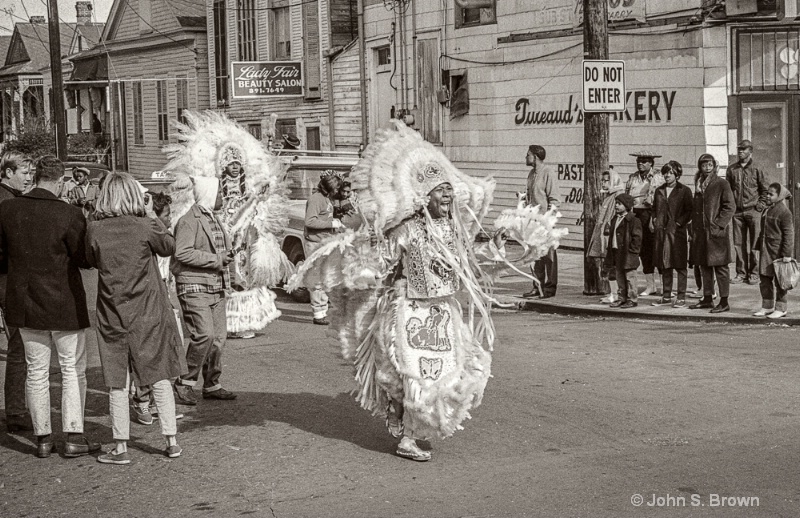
top-left (115, 39), bottom-right (210, 179)
top-left (111, 0), bottom-right (183, 42)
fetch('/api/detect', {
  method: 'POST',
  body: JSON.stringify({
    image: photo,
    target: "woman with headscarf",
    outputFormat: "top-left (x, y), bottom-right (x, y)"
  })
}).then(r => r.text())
top-left (588, 167), bottom-right (624, 303)
top-left (689, 153), bottom-right (735, 313)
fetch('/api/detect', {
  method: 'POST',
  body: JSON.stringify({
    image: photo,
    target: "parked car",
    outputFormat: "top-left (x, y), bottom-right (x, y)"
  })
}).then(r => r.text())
top-left (279, 150), bottom-right (360, 302)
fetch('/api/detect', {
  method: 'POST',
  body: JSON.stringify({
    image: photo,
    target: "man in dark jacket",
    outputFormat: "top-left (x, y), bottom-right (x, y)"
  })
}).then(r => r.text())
top-left (0, 155), bottom-right (99, 458)
top-left (726, 140), bottom-right (768, 284)
top-left (0, 151), bottom-right (34, 432)
top-left (606, 193), bottom-right (641, 309)
top-left (690, 154), bottom-right (736, 313)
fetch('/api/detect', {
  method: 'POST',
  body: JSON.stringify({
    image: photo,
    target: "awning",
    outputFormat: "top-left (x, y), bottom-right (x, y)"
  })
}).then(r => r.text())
top-left (69, 55), bottom-right (108, 82)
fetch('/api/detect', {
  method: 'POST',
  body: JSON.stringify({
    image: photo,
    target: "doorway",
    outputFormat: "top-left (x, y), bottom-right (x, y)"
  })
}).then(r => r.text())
top-left (738, 95), bottom-right (800, 256)
top-left (369, 45), bottom-right (394, 135)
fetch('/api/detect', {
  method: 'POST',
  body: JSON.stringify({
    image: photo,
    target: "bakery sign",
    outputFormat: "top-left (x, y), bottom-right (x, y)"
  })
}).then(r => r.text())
top-left (573, 0), bottom-right (646, 26)
top-left (230, 62), bottom-right (304, 98)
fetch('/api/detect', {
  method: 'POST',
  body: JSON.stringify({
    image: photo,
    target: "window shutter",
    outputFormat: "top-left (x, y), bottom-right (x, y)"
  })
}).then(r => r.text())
top-left (303, 0), bottom-right (321, 99)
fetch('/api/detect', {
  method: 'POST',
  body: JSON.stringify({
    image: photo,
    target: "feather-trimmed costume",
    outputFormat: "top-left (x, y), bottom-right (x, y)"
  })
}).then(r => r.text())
top-left (162, 110), bottom-right (293, 333)
top-left (288, 120), bottom-right (567, 441)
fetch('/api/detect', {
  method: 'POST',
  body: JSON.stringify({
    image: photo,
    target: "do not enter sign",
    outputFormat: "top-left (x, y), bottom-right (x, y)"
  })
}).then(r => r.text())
top-left (582, 60), bottom-right (626, 112)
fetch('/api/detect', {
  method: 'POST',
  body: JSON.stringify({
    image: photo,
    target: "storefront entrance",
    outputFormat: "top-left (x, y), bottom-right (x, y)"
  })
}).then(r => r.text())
top-left (737, 94), bottom-right (800, 257)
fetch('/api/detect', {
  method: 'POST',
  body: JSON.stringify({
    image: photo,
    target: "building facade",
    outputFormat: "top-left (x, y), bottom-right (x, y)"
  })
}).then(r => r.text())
top-left (361, 0), bottom-right (800, 256)
top-left (205, 0), bottom-right (360, 151)
top-left (92, 0), bottom-right (209, 178)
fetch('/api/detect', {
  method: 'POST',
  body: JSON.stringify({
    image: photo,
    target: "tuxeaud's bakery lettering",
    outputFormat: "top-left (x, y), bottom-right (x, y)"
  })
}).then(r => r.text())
top-left (514, 91), bottom-right (676, 126)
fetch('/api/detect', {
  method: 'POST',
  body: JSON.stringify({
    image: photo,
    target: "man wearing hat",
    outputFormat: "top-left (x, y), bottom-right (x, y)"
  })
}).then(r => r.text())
top-left (625, 151), bottom-right (665, 296)
top-left (726, 139), bottom-right (768, 285)
top-left (522, 144), bottom-right (561, 299)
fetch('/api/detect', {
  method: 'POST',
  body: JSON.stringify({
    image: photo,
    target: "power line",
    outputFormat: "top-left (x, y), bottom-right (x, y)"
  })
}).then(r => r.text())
top-left (123, 0), bottom-right (198, 55)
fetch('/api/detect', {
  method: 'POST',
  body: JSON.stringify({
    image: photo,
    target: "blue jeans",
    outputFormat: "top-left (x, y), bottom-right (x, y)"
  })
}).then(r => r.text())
top-left (178, 292), bottom-right (227, 392)
top-left (733, 209), bottom-right (760, 277)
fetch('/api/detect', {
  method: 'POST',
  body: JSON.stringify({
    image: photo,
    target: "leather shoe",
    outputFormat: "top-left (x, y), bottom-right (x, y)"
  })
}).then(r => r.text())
top-left (203, 388), bottom-right (237, 400)
top-left (36, 441), bottom-right (54, 458)
top-left (522, 290), bottom-right (540, 298)
top-left (63, 437), bottom-right (101, 458)
top-left (710, 303), bottom-right (730, 314)
top-left (609, 300), bottom-right (625, 308)
top-left (619, 301), bottom-right (638, 309)
top-left (313, 318), bottom-right (330, 325)
top-left (173, 382), bottom-right (197, 406)
top-left (689, 300), bottom-right (714, 310)
top-left (6, 414), bottom-right (33, 433)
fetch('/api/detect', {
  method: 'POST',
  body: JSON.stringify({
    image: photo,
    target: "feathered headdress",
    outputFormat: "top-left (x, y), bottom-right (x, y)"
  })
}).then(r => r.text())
top-left (350, 119), bottom-right (495, 237)
top-left (162, 110), bottom-right (293, 332)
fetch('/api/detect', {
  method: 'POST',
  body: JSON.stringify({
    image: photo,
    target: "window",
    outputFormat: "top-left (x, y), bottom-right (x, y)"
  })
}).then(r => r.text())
top-left (455, 0), bottom-right (496, 29)
top-left (736, 28), bottom-right (800, 91)
top-left (275, 118), bottom-right (297, 145)
top-left (156, 80), bottom-right (169, 143)
top-left (248, 123), bottom-right (262, 140)
top-left (138, 0), bottom-right (153, 34)
top-left (176, 76), bottom-right (189, 124)
top-left (214, 0), bottom-right (229, 107)
top-left (271, 1), bottom-right (291, 60)
top-left (132, 82), bottom-right (143, 144)
top-left (237, 0), bottom-right (257, 61)
top-left (377, 46), bottom-right (391, 66)
top-left (306, 127), bottom-right (320, 150)
top-left (449, 71), bottom-right (469, 119)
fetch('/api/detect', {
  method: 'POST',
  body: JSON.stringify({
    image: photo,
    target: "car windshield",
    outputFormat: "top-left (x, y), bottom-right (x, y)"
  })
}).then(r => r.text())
top-left (286, 169), bottom-right (323, 201)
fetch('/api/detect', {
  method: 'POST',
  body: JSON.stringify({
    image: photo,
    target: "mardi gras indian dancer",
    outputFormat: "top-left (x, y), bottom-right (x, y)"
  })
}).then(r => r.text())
top-left (163, 111), bottom-right (293, 336)
top-left (288, 120), bottom-right (567, 461)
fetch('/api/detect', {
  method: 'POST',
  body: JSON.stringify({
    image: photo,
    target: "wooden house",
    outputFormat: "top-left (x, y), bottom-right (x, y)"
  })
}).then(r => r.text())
top-left (90, 0), bottom-right (210, 178)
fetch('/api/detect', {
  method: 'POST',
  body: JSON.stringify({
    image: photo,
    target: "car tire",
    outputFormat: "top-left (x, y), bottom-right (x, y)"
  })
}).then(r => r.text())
top-left (286, 241), bottom-right (311, 303)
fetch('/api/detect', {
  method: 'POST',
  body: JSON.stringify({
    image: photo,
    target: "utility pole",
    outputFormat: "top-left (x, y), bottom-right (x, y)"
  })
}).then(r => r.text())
top-left (47, 0), bottom-right (68, 161)
top-left (582, 0), bottom-right (609, 295)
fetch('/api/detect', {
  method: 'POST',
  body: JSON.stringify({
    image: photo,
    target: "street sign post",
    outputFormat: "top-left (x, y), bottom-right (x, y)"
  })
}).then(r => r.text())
top-left (582, 60), bottom-right (625, 112)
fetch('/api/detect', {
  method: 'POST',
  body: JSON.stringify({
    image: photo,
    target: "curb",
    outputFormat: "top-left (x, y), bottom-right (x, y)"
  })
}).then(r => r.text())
top-left (496, 297), bottom-right (800, 326)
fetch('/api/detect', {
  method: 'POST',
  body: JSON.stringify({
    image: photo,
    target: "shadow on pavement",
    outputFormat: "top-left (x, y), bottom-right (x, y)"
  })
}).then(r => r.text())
top-left (177, 390), bottom-right (395, 455)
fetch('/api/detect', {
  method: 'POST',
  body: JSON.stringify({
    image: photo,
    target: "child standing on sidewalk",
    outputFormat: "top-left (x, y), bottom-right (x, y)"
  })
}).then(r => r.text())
top-left (605, 193), bottom-right (642, 309)
top-left (754, 183), bottom-right (795, 318)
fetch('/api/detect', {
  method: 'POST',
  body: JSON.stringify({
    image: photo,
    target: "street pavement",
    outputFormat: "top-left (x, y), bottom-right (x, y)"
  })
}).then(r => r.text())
top-left (493, 249), bottom-right (800, 326)
top-left (0, 271), bottom-right (798, 517)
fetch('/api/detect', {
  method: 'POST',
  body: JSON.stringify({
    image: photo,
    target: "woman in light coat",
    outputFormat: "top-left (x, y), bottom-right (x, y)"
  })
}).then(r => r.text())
top-left (86, 173), bottom-right (184, 464)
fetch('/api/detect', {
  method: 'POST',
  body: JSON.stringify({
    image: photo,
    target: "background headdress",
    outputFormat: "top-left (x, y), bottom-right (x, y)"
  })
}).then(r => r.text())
top-left (217, 142), bottom-right (246, 170)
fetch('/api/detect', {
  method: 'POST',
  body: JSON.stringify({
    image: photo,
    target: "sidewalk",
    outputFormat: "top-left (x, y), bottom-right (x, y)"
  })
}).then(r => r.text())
top-left (492, 249), bottom-right (799, 326)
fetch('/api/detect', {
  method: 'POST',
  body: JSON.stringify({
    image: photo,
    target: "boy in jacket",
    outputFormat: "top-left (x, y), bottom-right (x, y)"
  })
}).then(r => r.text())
top-left (605, 193), bottom-right (642, 309)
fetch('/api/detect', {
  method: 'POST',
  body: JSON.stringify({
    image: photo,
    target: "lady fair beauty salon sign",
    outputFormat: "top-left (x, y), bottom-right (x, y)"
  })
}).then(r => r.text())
top-left (230, 62), bottom-right (305, 98)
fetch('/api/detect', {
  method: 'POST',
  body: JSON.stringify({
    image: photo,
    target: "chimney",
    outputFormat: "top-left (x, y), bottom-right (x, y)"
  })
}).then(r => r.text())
top-left (76, 1), bottom-right (93, 24)
top-left (29, 16), bottom-right (46, 24)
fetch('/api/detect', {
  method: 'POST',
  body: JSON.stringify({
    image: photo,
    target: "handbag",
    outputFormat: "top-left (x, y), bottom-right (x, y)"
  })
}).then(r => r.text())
top-left (772, 258), bottom-right (800, 291)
